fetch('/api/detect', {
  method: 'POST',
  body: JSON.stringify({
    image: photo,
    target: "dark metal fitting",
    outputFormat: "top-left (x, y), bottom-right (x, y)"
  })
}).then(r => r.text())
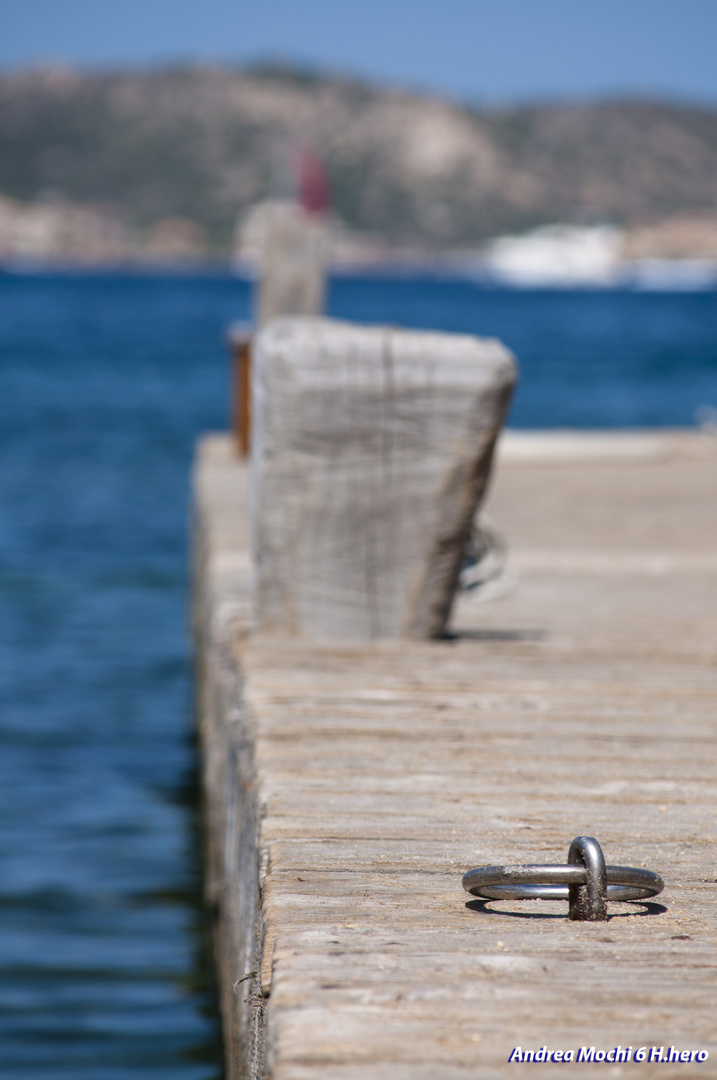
top-left (462, 836), bottom-right (663, 921)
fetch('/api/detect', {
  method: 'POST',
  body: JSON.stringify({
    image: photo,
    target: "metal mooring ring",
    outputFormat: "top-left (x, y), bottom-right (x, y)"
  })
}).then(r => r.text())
top-left (462, 836), bottom-right (664, 921)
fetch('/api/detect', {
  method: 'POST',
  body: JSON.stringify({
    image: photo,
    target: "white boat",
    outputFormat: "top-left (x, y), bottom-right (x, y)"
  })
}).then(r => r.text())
top-left (483, 224), bottom-right (622, 287)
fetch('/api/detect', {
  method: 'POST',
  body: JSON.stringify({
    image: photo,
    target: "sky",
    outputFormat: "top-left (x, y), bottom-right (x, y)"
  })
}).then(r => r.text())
top-left (2, 0), bottom-right (717, 106)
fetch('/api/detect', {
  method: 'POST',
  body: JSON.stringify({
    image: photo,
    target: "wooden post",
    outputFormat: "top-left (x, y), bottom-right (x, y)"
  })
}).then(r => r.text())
top-left (256, 201), bottom-right (328, 328)
top-left (227, 203), bottom-right (328, 459)
top-left (251, 317), bottom-right (517, 640)
top-left (227, 322), bottom-right (252, 457)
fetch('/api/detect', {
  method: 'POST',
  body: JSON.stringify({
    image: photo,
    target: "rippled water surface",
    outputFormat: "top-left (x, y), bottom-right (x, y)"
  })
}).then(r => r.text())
top-left (0, 272), bottom-right (715, 1078)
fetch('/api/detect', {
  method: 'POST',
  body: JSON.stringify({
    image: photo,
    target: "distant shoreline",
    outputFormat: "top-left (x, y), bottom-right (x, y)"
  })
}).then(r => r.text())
top-left (2, 65), bottom-right (717, 256)
top-left (3, 256), bottom-right (717, 293)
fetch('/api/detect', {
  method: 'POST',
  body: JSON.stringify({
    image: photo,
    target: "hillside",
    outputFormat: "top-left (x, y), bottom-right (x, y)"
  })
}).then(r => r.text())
top-left (2, 64), bottom-right (717, 253)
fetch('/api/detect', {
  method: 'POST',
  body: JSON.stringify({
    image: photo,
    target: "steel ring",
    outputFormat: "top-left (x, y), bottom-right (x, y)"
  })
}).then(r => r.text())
top-left (462, 838), bottom-right (663, 920)
top-left (462, 863), bottom-right (664, 901)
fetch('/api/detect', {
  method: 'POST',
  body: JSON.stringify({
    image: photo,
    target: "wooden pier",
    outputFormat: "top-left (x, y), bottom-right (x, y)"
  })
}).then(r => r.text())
top-left (194, 427), bottom-right (717, 1078)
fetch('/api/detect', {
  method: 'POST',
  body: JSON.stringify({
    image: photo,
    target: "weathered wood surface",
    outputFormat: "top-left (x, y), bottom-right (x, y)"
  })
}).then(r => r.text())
top-left (251, 318), bottom-right (516, 640)
top-left (194, 429), bottom-right (717, 1079)
top-left (193, 441), bottom-right (260, 1071)
top-left (257, 204), bottom-right (328, 327)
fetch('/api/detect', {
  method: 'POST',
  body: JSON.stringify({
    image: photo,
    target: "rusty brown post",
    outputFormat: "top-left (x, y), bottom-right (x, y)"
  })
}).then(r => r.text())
top-left (227, 322), bottom-right (252, 457)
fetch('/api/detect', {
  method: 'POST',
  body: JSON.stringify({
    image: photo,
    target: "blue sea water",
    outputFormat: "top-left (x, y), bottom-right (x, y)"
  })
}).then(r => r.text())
top-left (0, 272), bottom-right (715, 1079)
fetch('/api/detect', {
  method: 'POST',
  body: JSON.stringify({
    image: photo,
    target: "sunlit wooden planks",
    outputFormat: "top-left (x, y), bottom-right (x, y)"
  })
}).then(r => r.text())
top-left (195, 430), bottom-right (717, 1079)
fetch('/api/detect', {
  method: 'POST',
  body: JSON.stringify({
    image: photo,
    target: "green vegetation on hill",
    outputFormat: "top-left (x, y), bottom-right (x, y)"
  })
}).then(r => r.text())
top-left (2, 64), bottom-right (717, 252)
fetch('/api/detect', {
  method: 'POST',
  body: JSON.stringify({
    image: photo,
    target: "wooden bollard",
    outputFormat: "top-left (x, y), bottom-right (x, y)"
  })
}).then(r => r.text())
top-left (251, 317), bottom-right (517, 640)
top-left (228, 204), bottom-right (329, 458)
top-left (257, 201), bottom-right (328, 327)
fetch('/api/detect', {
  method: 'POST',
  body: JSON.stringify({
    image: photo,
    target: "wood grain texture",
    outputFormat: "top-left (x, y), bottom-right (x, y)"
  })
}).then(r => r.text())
top-left (192, 437), bottom-right (261, 1075)
top-left (195, 429), bottom-right (717, 1079)
top-left (251, 318), bottom-right (516, 640)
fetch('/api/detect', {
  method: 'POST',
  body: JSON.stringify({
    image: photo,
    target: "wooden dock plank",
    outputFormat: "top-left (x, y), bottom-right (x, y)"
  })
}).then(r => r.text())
top-left (194, 430), bottom-right (717, 1078)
